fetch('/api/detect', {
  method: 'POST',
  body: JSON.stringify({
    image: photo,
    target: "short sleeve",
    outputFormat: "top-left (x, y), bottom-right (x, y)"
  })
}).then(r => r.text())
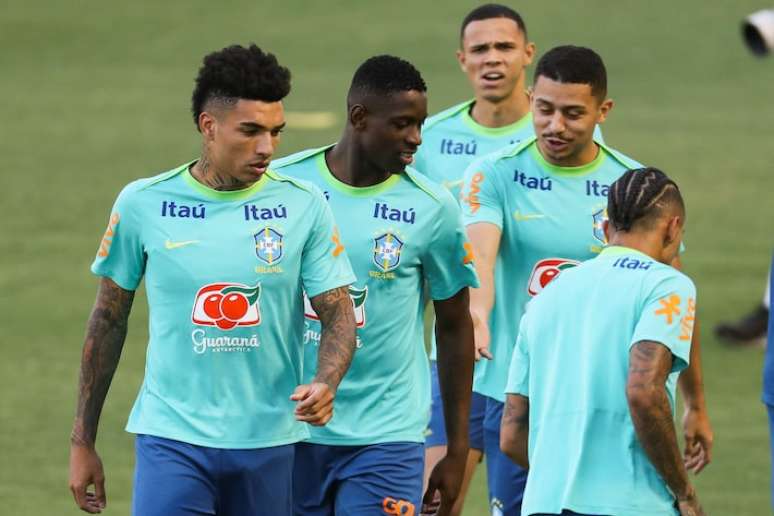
top-left (630, 273), bottom-right (697, 374)
top-left (423, 189), bottom-right (480, 300)
top-left (300, 189), bottom-right (356, 298)
top-left (90, 184), bottom-right (146, 290)
top-left (461, 157), bottom-right (503, 228)
top-left (505, 315), bottom-right (530, 396)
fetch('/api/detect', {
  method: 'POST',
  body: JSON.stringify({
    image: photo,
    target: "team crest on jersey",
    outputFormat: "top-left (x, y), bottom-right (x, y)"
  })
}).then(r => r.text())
top-left (304, 286), bottom-right (368, 328)
top-left (191, 282), bottom-right (261, 330)
top-left (592, 208), bottom-right (608, 244)
top-left (254, 227), bottom-right (284, 265)
top-left (527, 258), bottom-right (580, 296)
top-left (373, 233), bottom-right (404, 272)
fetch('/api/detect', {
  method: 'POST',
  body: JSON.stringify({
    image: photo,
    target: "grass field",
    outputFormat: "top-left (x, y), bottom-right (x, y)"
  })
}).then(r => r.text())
top-left (2, 1), bottom-right (773, 514)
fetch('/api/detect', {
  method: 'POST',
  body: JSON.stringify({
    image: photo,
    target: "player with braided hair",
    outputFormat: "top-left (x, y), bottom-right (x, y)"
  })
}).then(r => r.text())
top-left (460, 46), bottom-right (712, 514)
top-left (502, 167), bottom-right (705, 516)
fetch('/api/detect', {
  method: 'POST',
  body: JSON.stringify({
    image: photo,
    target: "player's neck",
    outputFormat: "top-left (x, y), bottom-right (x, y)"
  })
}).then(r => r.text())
top-left (326, 136), bottom-right (391, 188)
top-left (607, 233), bottom-right (665, 263)
top-left (190, 155), bottom-right (255, 191)
top-left (470, 89), bottom-right (530, 128)
top-left (538, 141), bottom-right (600, 168)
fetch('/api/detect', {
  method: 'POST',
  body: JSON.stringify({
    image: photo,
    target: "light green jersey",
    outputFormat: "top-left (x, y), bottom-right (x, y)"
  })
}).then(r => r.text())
top-left (461, 137), bottom-right (642, 401)
top-left (91, 163), bottom-right (355, 448)
top-left (273, 146), bottom-right (479, 445)
top-left (507, 246), bottom-right (696, 515)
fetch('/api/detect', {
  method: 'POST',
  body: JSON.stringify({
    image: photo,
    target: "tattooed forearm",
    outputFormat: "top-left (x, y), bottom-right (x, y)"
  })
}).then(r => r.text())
top-left (627, 340), bottom-right (691, 499)
top-left (500, 394), bottom-right (529, 467)
top-left (71, 277), bottom-right (134, 447)
top-left (309, 286), bottom-right (356, 391)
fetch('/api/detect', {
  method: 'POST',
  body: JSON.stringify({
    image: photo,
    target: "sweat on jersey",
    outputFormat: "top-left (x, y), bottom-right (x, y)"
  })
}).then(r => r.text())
top-left (414, 100), bottom-right (603, 362)
top-left (272, 146), bottom-right (479, 445)
top-left (506, 246), bottom-right (696, 516)
top-left (461, 136), bottom-right (642, 402)
top-left (91, 163), bottom-right (355, 449)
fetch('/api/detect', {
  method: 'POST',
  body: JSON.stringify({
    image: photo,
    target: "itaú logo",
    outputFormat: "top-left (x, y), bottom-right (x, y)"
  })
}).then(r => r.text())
top-left (191, 283), bottom-right (261, 330)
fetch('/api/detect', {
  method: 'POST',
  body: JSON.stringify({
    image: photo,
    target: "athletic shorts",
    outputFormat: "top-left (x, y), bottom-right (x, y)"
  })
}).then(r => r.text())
top-left (425, 359), bottom-right (486, 450)
top-left (483, 396), bottom-right (528, 516)
top-left (132, 434), bottom-right (293, 516)
top-left (768, 403), bottom-right (774, 510)
top-left (293, 441), bottom-right (424, 516)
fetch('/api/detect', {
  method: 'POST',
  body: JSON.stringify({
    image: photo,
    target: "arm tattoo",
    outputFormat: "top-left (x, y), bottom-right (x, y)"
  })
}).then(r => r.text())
top-left (309, 286), bottom-right (356, 391)
top-left (71, 278), bottom-right (134, 447)
top-left (501, 394), bottom-right (530, 467)
top-left (627, 340), bottom-right (691, 499)
top-left (502, 395), bottom-right (529, 429)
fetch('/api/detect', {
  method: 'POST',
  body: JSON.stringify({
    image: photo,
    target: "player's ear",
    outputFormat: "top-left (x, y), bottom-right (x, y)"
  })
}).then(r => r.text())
top-left (597, 98), bottom-right (614, 123)
top-left (350, 104), bottom-right (368, 131)
top-left (663, 215), bottom-right (682, 248)
top-left (199, 112), bottom-right (217, 141)
top-left (456, 48), bottom-right (466, 71)
top-left (602, 219), bottom-right (612, 242)
top-left (524, 41), bottom-right (536, 66)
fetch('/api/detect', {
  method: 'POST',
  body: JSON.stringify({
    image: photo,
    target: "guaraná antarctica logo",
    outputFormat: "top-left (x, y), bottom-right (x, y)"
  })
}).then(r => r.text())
top-left (527, 258), bottom-right (581, 296)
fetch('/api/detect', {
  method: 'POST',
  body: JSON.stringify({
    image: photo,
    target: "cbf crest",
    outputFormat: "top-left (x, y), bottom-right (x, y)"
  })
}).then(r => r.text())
top-left (254, 227), bottom-right (284, 265)
top-left (592, 208), bottom-right (607, 244)
top-left (373, 232), bottom-right (403, 272)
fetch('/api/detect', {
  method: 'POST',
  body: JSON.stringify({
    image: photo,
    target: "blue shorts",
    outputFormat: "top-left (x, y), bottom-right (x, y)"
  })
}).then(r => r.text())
top-left (132, 434), bottom-right (293, 516)
top-left (483, 396), bottom-right (528, 516)
top-left (293, 441), bottom-right (424, 516)
top-left (768, 404), bottom-right (774, 509)
top-left (425, 360), bottom-right (486, 450)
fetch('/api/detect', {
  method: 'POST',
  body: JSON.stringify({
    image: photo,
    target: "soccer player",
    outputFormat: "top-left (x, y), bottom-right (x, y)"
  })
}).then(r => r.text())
top-left (272, 55), bottom-right (478, 516)
top-left (460, 45), bottom-right (712, 515)
top-left (501, 168), bottom-right (705, 516)
top-left (67, 44), bottom-right (357, 515)
top-left (415, 7), bottom-right (603, 512)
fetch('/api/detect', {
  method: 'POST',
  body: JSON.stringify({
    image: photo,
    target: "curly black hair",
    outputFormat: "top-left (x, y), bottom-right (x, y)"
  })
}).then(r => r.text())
top-left (347, 55), bottom-right (426, 105)
top-left (534, 45), bottom-right (607, 102)
top-left (191, 44), bottom-right (291, 129)
top-left (608, 167), bottom-right (685, 232)
top-left (460, 4), bottom-right (528, 40)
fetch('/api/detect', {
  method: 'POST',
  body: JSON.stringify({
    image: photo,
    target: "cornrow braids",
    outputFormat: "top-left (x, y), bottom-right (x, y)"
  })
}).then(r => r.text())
top-left (607, 167), bottom-right (684, 232)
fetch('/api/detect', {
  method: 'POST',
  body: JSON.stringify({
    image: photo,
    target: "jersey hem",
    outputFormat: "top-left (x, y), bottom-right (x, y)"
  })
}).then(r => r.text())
top-left (305, 432), bottom-right (425, 446)
top-left (524, 501), bottom-right (677, 516)
top-left (126, 427), bottom-right (310, 449)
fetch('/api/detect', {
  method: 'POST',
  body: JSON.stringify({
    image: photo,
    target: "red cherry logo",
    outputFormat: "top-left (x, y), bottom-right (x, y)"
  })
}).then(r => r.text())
top-left (539, 268), bottom-right (559, 287)
top-left (203, 293), bottom-right (223, 319)
top-left (220, 293), bottom-right (249, 321)
top-left (215, 318), bottom-right (237, 330)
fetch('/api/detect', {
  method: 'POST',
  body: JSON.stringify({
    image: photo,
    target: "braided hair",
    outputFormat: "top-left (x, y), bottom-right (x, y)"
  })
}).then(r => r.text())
top-left (607, 167), bottom-right (684, 232)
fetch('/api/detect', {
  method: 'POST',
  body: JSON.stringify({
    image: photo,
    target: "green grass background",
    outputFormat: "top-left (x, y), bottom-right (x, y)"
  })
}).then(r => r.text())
top-left (2, 0), bottom-right (773, 514)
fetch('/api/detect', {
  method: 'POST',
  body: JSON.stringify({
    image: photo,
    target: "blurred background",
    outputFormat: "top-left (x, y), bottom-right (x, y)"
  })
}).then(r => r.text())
top-left (2, 0), bottom-right (773, 514)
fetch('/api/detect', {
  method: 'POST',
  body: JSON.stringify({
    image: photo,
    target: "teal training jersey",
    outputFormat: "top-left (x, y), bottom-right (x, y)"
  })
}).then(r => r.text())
top-left (414, 100), bottom-right (602, 360)
top-left (506, 246), bottom-right (696, 516)
top-left (273, 146), bottom-right (479, 445)
top-left (91, 163), bottom-right (355, 449)
top-left (461, 136), bottom-right (642, 401)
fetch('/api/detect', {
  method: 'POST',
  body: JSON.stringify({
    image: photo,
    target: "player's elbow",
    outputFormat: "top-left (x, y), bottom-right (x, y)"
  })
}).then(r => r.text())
top-left (500, 426), bottom-right (528, 468)
top-left (625, 381), bottom-right (660, 415)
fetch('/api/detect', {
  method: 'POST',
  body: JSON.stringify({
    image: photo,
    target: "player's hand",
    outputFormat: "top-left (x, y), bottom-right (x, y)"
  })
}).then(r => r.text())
top-left (420, 450), bottom-right (467, 516)
top-left (69, 444), bottom-right (107, 513)
top-left (291, 382), bottom-right (334, 426)
top-left (682, 407), bottom-right (713, 474)
top-left (471, 311), bottom-right (492, 361)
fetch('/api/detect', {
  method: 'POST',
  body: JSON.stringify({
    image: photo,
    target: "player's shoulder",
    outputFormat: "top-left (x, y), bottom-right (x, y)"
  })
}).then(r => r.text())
top-left (271, 145), bottom-right (331, 171)
top-left (422, 99), bottom-right (474, 133)
top-left (403, 167), bottom-right (457, 207)
top-left (599, 143), bottom-right (644, 171)
top-left (264, 168), bottom-right (328, 204)
top-left (469, 135), bottom-right (536, 174)
top-left (116, 162), bottom-right (192, 203)
top-left (645, 260), bottom-right (696, 294)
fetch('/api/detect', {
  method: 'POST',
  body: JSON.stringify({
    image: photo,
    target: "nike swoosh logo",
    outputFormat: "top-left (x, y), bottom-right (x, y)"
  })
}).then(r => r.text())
top-left (165, 239), bottom-right (200, 250)
top-left (513, 211), bottom-right (545, 222)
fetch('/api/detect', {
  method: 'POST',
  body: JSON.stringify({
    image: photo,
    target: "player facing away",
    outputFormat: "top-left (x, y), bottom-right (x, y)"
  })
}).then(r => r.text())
top-left (272, 55), bottom-right (478, 516)
top-left (68, 44), bottom-right (357, 516)
top-left (501, 168), bottom-right (705, 516)
top-left (460, 46), bottom-right (711, 515)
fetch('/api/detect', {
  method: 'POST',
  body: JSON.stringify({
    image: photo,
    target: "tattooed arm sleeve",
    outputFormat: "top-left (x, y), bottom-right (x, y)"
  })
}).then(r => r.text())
top-left (309, 285), bottom-right (356, 391)
top-left (500, 393), bottom-right (530, 468)
top-left (626, 340), bottom-right (693, 499)
top-left (71, 277), bottom-right (135, 447)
